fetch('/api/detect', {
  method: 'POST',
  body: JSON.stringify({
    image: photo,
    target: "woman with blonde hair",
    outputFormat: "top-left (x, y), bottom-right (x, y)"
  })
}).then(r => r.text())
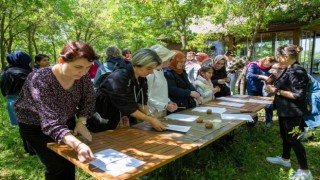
top-left (96, 48), bottom-right (167, 131)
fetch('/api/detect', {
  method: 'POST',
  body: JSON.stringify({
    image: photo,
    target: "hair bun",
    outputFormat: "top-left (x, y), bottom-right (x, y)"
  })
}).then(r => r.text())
top-left (296, 46), bottom-right (303, 53)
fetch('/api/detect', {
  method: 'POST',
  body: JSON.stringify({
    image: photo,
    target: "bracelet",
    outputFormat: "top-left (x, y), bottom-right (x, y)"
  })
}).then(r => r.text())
top-left (75, 142), bottom-right (84, 151)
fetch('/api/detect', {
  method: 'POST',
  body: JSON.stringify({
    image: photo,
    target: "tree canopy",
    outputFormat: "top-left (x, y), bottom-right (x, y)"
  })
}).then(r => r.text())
top-left (0, 0), bottom-right (319, 69)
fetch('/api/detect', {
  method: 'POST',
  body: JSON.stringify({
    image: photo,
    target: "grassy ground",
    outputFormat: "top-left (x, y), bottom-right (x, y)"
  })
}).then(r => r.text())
top-left (0, 95), bottom-right (319, 180)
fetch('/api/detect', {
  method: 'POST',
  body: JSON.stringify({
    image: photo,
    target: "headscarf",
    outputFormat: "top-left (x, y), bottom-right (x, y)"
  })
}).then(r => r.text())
top-left (195, 52), bottom-right (209, 64)
top-left (169, 50), bottom-right (185, 74)
top-left (6, 51), bottom-right (32, 71)
top-left (212, 55), bottom-right (226, 66)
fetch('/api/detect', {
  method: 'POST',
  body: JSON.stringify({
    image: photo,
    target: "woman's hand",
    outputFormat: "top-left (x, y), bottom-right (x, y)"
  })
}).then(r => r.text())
top-left (150, 118), bottom-right (167, 131)
top-left (76, 143), bottom-right (96, 163)
top-left (212, 87), bottom-right (221, 93)
top-left (190, 91), bottom-right (200, 98)
top-left (196, 96), bottom-right (203, 105)
top-left (224, 77), bottom-right (230, 83)
top-left (74, 122), bottom-right (92, 142)
top-left (166, 102), bottom-right (177, 112)
top-left (259, 75), bottom-right (269, 81)
top-left (264, 85), bottom-right (276, 94)
top-left (218, 79), bottom-right (226, 84)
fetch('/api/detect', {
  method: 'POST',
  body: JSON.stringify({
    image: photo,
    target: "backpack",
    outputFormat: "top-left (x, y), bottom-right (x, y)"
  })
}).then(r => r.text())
top-left (87, 61), bottom-right (121, 132)
top-left (93, 61), bottom-right (118, 89)
top-left (304, 75), bottom-right (320, 127)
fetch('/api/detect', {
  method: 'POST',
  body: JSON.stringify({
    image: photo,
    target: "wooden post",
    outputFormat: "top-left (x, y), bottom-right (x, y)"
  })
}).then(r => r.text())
top-left (228, 35), bottom-right (234, 50)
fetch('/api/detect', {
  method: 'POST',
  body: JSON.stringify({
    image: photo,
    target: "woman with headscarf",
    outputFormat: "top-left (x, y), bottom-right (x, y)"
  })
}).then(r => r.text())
top-left (202, 55), bottom-right (231, 97)
top-left (164, 50), bottom-right (203, 112)
top-left (147, 44), bottom-right (177, 118)
top-left (0, 51), bottom-right (33, 126)
top-left (0, 51), bottom-right (34, 155)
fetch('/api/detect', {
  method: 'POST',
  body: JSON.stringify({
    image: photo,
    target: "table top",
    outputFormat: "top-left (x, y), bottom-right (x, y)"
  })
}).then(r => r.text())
top-left (47, 95), bottom-right (269, 179)
top-left (204, 95), bottom-right (272, 113)
top-left (47, 128), bottom-right (197, 180)
top-left (134, 107), bottom-right (247, 148)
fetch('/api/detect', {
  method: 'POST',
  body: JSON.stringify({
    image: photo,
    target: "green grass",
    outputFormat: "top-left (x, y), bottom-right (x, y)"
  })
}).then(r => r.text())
top-left (0, 96), bottom-right (319, 179)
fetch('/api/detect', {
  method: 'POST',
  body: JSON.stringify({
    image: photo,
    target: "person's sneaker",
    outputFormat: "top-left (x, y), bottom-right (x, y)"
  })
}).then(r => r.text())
top-left (266, 156), bottom-right (291, 167)
top-left (290, 169), bottom-right (313, 180)
top-left (265, 121), bottom-right (272, 128)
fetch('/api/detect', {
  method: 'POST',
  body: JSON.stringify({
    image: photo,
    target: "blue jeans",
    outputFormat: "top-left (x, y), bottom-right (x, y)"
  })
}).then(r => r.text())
top-left (247, 90), bottom-right (273, 123)
top-left (6, 95), bottom-right (18, 126)
top-left (227, 73), bottom-right (237, 95)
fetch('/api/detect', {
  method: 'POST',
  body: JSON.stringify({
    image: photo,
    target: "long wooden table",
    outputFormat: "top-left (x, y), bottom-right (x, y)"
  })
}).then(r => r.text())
top-left (204, 95), bottom-right (272, 113)
top-left (133, 108), bottom-right (250, 148)
top-left (47, 95), bottom-right (270, 179)
top-left (47, 128), bottom-right (197, 180)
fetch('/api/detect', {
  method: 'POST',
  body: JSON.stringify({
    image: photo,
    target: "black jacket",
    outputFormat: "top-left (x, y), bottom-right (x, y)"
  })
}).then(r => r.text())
top-left (210, 67), bottom-right (230, 97)
top-left (0, 66), bottom-right (32, 96)
top-left (95, 63), bottom-right (148, 129)
top-left (164, 67), bottom-right (197, 111)
top-left (274, 62), bottom-right (308, 117)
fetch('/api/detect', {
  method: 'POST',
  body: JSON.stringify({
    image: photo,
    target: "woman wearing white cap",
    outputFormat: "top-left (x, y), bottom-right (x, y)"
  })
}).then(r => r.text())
top-left (147, 45), bottom-right (178, 118)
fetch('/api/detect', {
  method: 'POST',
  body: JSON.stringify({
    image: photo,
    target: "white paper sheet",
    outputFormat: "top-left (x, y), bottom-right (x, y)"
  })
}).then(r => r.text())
top-left (166, 124), bottom-right (191, 133)
top-left (218, 101), bottom-right (245, 107)
top-left (165, 114), bottom-right (199, 122)
top-left (221, 114), bottom-right (253, 122)
top-left (231, 95), bottom-right (250, 98)
top-left (192, 106), bottom-right (226, 114)
top-left (216, 97), bottom-right (248, 103)
top-left (248, 99), bottom-right (273, 104)
top-left (90, 149), bottom-right (145, 177)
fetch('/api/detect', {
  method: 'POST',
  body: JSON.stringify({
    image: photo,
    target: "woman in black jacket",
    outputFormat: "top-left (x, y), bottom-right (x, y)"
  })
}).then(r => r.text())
top-left (96, 48), bottom-right (166, 131)
top-left (0, 51), bottom-right (32, 125)
top-left (265, 44), bottom-right (312, 179)
top-left (203, 55), bottom-right (231, 97)
top-left (164, 50), bottom-right (203, 112)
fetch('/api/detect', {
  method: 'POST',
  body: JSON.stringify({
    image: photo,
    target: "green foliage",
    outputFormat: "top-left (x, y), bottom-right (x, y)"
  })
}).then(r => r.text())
top-left (1, 96), bottom-right (319, 179)
top-left (1, 0), bottom-right (320, 67)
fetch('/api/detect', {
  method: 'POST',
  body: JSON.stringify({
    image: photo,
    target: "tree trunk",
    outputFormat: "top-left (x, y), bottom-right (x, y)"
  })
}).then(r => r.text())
top-left (51, 37), bottom-right (57, 64)
top-left (0, 11), bottom-right (6, 69)
top-left (27, 26), bottom-right (33, 66)
top-left (238, 13), bottom-right (264, 95)
top-left (32, 25), bottom-right (38, 55)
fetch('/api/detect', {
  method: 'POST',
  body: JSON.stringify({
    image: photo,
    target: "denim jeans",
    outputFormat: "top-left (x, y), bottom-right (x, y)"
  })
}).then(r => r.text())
top-left (6, 95), bottom-right (18, 126)
top-left (227, 73), bottom-right (237, 95)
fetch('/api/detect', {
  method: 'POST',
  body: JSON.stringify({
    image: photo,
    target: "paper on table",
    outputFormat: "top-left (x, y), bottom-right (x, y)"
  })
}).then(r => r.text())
top-left (192, 106), bottom-right (226, 114)
top-left (231, 94), bottom-right (250, 98)
top-left (90, 149), bottom-right (145, 177)
top-left (216, 97), bottom-right (248, 103)
top-left (166, 124), bottom-right (191, 133)
top-left (248, 99), bottom-right (273, 104)
top-left (165, 114), bottom-right (199, 122)
top-left (221, 114), bottom-right (253, 122)
top-left (218, 101), bottom-right (245, 107)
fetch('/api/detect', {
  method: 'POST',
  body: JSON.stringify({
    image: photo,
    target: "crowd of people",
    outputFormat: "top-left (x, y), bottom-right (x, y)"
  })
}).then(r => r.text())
top-left (0, 42), bottom-right (317, 179)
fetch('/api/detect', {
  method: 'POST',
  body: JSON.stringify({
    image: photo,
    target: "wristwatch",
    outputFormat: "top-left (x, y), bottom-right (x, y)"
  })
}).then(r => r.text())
top-left (275, 89), bottom-right (281, 96)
